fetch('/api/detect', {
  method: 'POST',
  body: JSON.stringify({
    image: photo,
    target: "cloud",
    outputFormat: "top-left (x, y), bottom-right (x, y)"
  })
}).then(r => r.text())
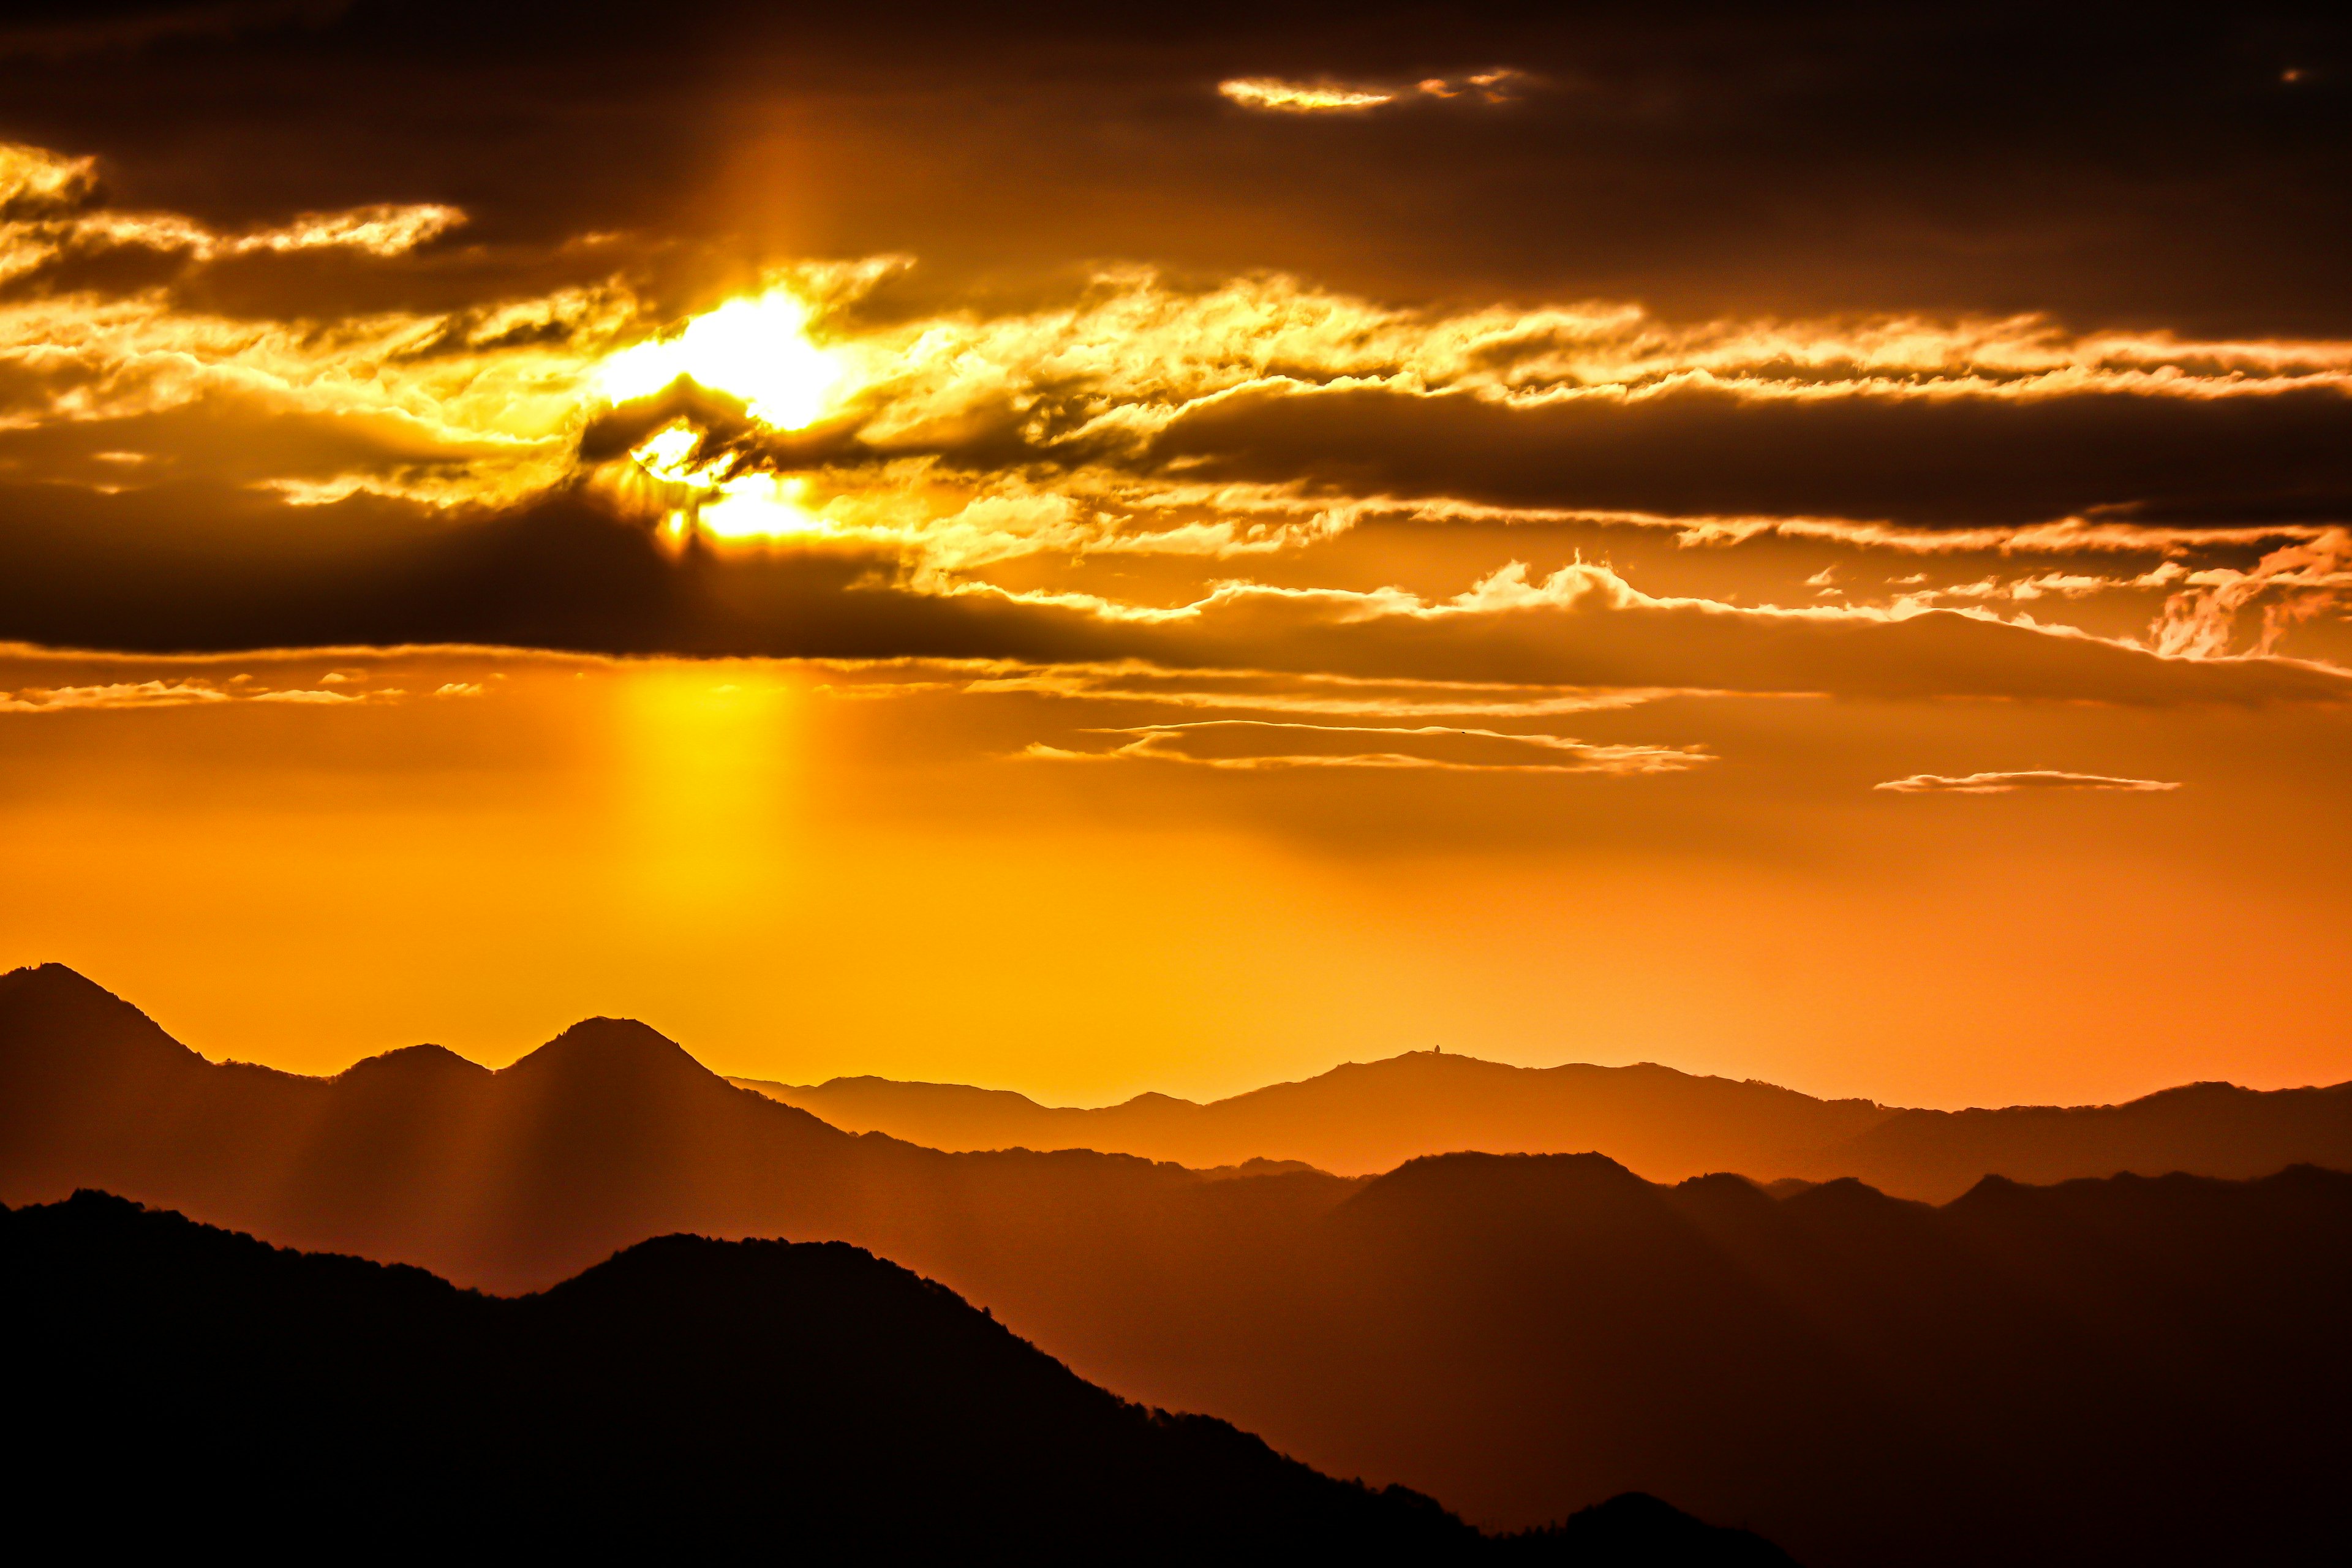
top-left (1873, 771), bottom-right (2183, 794)
top-left (9, 145), bottom-right (2349, 577)
top-left (1219, 79), bottom-right (1396, 113)
top-left (1, 98), bottom-right (2349, 698)
top-left (0, 140), bottom-right (647, 510)
top-left (11, 486), bottom-right (2345, 708)
top-left (941, 663), bottom-right (1745, 720)
top-left (1219, 71), bottom-right (1529, 115)
top-left (0, 142), bottom-right (99, 219)
top-left (2149, 528), bottom-right (2352, 658)
top-left (1028, 718), bottom-right (1708, 775)
top-left (1143, 379), bottom-right (2352, 532)
top-left (0, 673), bottom-right (411, 713)
top-left (0, 677), bottom-right (231, 712)
top-left (0, 3), bottom-right (341, 64)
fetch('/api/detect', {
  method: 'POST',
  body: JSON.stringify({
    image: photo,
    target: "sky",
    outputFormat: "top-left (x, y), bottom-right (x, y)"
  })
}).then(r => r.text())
top-left (2, 1), bottom-right (2348, 1108)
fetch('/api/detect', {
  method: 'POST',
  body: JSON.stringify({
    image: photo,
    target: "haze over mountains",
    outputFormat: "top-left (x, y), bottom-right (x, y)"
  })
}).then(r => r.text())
top-left (739, 1050), bottom-right (2352, 1200)
top-left (7, 962), bottom-right (2350, 1566)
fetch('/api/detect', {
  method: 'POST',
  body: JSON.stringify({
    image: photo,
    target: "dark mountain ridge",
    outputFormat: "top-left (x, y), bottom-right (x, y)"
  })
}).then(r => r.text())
top-left (5, 1189), bottom-right (1793, 1562)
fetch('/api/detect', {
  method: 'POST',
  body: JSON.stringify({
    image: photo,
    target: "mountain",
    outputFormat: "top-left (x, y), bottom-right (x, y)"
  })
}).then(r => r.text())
top-left (733, 1052), bottom-right (1893, 1183)
top-left (0, 962), bottom-right (1360, 1299)
top-left (10, 963), bottom-right (2352, 1566)
top-left (733, 1053), bottom-right (2352, 1200)
top-left (5, 1189), bottom-right (1793, 1562)
top-left (1173, 1155), bottom-right (2352, 1568)
top-left (1816, 1079), bottom-right (2352, 1198)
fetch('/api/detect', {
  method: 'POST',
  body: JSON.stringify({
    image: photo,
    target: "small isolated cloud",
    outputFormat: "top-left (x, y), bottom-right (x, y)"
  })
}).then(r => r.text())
top-left (1219, 79), bottom-right (1396, 113)
top-left (1415, 69), bottom-right (1528, 103)
top-left (1874, 770), bottom-right (2182, 794)
top-left (1219, 71), bottom-right (1526, 115)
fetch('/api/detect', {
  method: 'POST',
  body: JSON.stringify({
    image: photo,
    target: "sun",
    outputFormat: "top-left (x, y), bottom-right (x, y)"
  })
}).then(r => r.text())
top-left (597, 286), bottom-right (851, 542)
top-left (597, 287), bottom-right (845, 429)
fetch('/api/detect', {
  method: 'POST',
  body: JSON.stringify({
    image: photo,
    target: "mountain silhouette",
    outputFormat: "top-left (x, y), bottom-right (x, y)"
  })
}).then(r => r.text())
top-left (734, 1049), bottom-right (2352, 1200)
top-left (9, 963), bottom-right (2351, 1566)
top-left (6, 1189), bottom-right (1793, 1564)
top-left (1273, 1154), bottom-right (2349, 1568)
top-left (1819, 1079), bottom-right (2352, 1197)
top-left (0, 963), bottom-right (1359, 1299)
top-left (733, 1052), bottom-right (1891, 1183)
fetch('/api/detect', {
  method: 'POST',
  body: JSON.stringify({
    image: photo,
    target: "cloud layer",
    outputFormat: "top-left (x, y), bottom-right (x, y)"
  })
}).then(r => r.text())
top-left (0, 3), bottom-right (2345, 794)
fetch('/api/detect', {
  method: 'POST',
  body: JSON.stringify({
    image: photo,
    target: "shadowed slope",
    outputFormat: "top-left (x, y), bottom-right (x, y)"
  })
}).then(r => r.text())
top-left (1303, 1156), bottom-right (2352, 1568)
top-left (735, 1049), bottom-right (2352, 1199)
top-left (1813, 1080), bottom-right (2352, 1199)
top-left (7, 1191), bottom-right (1794, 1562)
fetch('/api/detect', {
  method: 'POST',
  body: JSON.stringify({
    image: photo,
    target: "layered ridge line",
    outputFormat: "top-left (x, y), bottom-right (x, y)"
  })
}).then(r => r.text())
top-left (7, 962), bottom-right (2352, 1564)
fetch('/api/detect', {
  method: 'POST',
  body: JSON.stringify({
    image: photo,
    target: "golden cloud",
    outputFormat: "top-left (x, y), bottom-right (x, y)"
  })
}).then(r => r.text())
top-left (1028, 718), bottom-right (1709, 774)
top-left (6, 135), bottom-right (2349, 685)
top-left (1874, 771), bottom-right (2182, 794)
top-left (1218, 79), bottom-right (1396, 113)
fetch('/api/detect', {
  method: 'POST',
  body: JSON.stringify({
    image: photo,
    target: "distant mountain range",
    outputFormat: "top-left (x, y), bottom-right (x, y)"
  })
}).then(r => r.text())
top-left (7, 962), bottom-right (2350, 1567)
top-left (7, 1190), bottom-right (1793, 1562)
top-left (735, 1052), bottom-right (2352, 1200)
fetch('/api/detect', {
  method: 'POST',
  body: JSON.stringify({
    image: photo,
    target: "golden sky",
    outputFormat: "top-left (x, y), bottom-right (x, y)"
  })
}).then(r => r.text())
top-left (1, 4), bottom-right (2346, 1107)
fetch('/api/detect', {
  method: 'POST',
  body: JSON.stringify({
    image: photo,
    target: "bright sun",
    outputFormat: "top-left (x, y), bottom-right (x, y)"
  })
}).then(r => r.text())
top-left (597, 288), bottom-right (844, 429)
top-left (599, 287), bottom-right (847, 541)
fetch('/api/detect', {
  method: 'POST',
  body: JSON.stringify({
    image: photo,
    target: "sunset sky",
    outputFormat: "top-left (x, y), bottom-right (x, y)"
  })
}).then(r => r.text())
top-left (3, 1), bottom-right (2346, 1107)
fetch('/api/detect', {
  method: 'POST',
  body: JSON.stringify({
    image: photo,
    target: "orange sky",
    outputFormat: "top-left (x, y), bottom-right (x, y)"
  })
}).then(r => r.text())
top-left (2, 6), bottom-right (2346, 1111)
top-left (4, 643), bottom-right (2344, 1109)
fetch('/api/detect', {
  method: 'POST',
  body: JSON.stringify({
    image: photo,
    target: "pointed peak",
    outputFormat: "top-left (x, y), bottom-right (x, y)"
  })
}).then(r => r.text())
top-left (502, 1016), bottom-right (720, 1086)
top-left (0, 964), bottom-right (194, 1071)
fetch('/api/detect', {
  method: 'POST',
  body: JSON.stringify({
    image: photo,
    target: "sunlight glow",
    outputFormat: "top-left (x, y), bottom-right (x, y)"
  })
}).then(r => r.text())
top-left (597, 288), bottom-right (844, 428)
top-left (699, 474), bottom-right (825, 540)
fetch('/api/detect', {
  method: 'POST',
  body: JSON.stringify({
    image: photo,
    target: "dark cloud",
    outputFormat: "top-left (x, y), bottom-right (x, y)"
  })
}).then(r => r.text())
top-left (4, 484), bottom-right (2343, 706)
top-left (0, 2), bottom-right (2343, 329)
top-left (1147, 383), bottom-right (2352, 529)
top-left (2, 0), bottom-right (2348, 699)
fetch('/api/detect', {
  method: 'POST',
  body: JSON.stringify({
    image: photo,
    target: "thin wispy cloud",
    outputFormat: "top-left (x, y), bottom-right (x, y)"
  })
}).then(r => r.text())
top-left (1029, 718), bottom-right (1710, 775)
top-left (1874, 771), bottom-right (2183, 794)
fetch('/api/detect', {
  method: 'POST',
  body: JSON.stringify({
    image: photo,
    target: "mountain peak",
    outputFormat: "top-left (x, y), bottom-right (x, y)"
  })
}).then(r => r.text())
top-left (0, 962), bottom-right (196, 1078)
top-left (1350, 1150), bottom-right (1651, 1218)
top-left (334, 1042), bottom-right (491, 1088)
top-left (505, 1016), bottom-right (717, 1085)
top-left (2, 962), bottom-right (126, 1009)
